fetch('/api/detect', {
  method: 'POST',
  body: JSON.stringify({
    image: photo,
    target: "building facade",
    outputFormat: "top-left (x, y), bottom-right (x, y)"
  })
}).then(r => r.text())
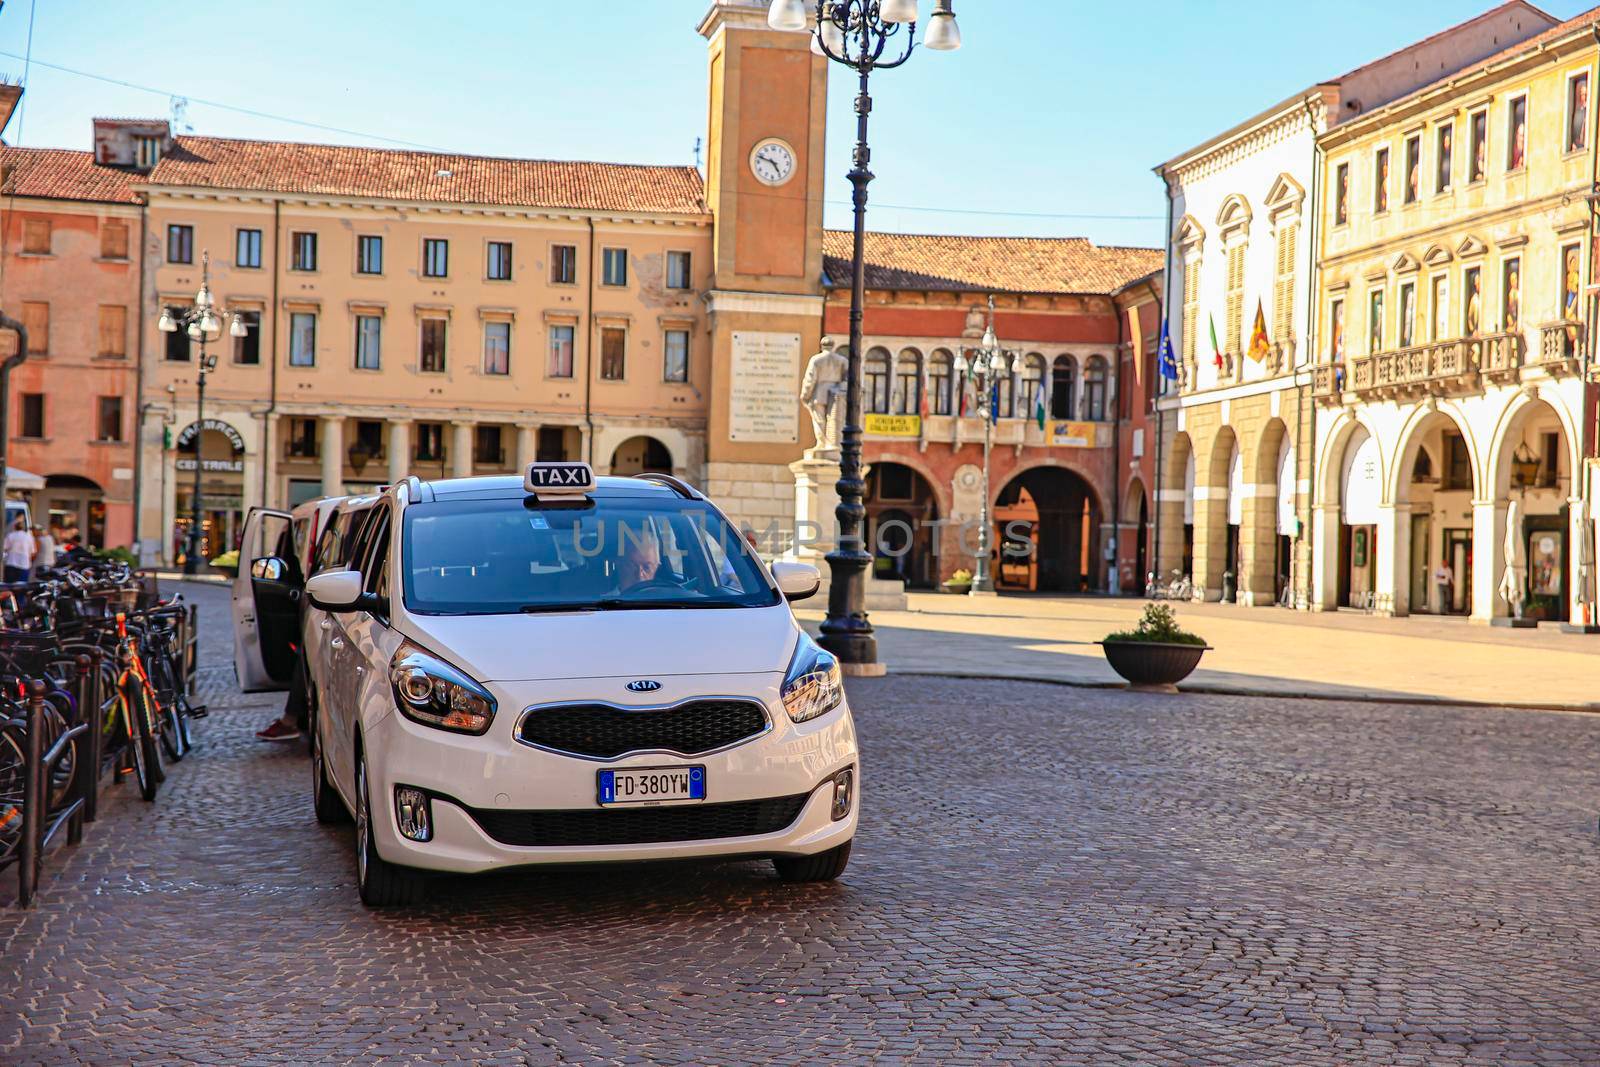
top-left (1155, 0), bottom-right (1557, 608)
top-left (827, 231), bottom-right (1162, 592)
top-left (1313, 7), bottom-right (1600, 624)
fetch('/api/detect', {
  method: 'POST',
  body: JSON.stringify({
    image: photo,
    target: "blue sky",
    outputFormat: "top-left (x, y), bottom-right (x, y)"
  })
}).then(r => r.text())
top-left (1, 1), bottom-right (1591, 249)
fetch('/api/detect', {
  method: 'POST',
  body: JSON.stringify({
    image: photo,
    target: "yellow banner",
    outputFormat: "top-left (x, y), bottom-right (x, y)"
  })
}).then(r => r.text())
top-left (864, 413), bottom-right (921, 437)
top-left (1050, 421), bottom-right (1098, 447)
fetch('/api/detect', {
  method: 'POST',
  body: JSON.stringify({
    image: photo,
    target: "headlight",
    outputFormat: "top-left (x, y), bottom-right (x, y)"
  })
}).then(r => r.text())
top-left (781, 633), bottom-right (843, 724)
top-left (388, 642), bottom-right (497, 735)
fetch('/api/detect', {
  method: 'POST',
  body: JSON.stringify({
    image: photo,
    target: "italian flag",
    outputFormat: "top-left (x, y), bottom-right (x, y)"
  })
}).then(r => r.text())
top-left (1034, 373), bottom-right (1047, 430)
top-left (1209, 314), bottom-right (1223, 369)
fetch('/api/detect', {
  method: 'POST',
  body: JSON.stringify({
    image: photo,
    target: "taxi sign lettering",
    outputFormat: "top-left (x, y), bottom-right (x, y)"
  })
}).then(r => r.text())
top-left (525, 462), bottom-right (595, 495)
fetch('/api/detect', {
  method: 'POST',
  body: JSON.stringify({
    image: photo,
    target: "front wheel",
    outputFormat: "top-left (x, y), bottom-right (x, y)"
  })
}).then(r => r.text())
top-left (773, 841), bottom-right (852, 883)
top-left (131, 689), bottom-right (165, 801)
top-left (354, 747), bottom-right (425, 907)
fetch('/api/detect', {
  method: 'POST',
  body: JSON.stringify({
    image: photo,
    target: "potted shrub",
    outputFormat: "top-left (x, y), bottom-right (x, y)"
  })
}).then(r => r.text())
top-left (1098, 603), bottom-right (1211, 692)
top-left (941, 567), bottom-right (973, 594)
top-left (209, 549), bottom-right (240, 578)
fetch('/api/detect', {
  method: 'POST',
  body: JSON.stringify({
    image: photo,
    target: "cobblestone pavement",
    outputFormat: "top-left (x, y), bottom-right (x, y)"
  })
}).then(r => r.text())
top-left (3, 582), bottom-right (1600, 1064)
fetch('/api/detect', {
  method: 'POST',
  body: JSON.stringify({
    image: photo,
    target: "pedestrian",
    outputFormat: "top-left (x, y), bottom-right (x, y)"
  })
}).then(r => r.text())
top-left (3, 517), bottom-right (35, 584)
top-left (32, 524), bottom-right (56, 577)
top-left (1433, 558), bottom-right (1454, 615)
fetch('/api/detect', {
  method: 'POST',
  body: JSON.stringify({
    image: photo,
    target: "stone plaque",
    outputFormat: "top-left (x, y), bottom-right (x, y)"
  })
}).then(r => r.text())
top-left (729, 331), bottom-right (799, 444)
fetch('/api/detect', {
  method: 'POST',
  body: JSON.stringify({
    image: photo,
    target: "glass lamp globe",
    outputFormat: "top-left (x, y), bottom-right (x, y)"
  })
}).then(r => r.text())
top-left (820, 9), bottom-right (845, 52)
top-left (229, 315), bottom-right (249, 338)
top-left (158, 310), bottom-right (177, 333)
top-left (924, 2), bottom-right (961, 50)
top-left (767, 0), bottom-right (808, 32)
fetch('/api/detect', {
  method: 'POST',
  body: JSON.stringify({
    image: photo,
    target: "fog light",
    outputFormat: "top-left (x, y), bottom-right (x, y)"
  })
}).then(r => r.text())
top-left (831, 767), bottom-right (854, 821)
top-left (395, 786), bottom-right (433, 842)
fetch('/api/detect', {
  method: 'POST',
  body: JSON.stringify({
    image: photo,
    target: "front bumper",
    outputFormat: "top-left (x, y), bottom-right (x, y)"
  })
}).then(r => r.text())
top-left (363, 673), bottom-right (858, 874)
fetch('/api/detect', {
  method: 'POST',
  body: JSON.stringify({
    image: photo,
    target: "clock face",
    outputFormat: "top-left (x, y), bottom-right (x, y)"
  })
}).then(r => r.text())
top-left (749, 138), bottom-right (797, 187)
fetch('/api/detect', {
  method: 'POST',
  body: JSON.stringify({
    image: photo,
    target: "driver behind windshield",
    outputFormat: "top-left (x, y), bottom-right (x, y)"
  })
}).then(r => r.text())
top-left (613, 524), bottom-right (664, 594)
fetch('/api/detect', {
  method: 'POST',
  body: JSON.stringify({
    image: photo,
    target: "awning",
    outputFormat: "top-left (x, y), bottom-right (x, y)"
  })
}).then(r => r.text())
top-left (4, 466), bottom-right (45, 492)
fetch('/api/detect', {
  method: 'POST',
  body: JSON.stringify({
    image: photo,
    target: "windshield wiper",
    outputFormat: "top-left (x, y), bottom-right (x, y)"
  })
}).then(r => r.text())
top-left (518, 603), bottom-right (599, 614)
top-left (592, 598), bottom-right (745, 611)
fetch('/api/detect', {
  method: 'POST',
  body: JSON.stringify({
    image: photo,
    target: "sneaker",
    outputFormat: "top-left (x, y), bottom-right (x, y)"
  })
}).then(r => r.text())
top-left (256, 720), bottom-right (302, 742)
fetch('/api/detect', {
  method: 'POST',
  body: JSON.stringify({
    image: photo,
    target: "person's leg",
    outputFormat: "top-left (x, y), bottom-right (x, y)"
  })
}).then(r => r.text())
top-left (256, 652), bottom-right (308, 742)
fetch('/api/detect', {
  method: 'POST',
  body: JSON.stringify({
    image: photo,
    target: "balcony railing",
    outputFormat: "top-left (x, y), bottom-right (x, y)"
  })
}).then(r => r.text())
top-left (1535, 321), bottom-right (1584, 374)
top-left (1312, 364), bottom-right (1343, 402)
top-left (1347, 337), bottom-right (1481, 398)
top-left (1476, 331), bottom-right (1525, 382)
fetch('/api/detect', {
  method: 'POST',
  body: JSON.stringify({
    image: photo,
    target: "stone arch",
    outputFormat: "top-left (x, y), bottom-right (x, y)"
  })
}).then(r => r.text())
top-left (1391, 401), bottom-right (1478, 505)
top-left (864, 459), bottom-right (942, 590)
top-left (609, 435), bottom-right (673, 476)
top-left (870, 449), bottom-right (952, 521)
top-left (993, 463), bottom-right (1104, 593)
top-left (1318, 410), bottom-right (1384, 505)
top-left (1485, 388), bottom-right (1581, 501)
top-left (1484, 391), bottom-right (1582, 622)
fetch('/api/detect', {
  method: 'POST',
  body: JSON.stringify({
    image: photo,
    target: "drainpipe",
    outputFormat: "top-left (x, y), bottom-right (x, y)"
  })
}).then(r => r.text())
top-left (1299, 93), bottom-right (1324, 610)
top-left (583, 216), bottom-right (596, 464)
top-left (1109, 306), bottom-right (1124, 595)
top-left (1153, 168), bottom-right (1175, 587)
top-left (1579, 30), bottom-right (1600, 623)
top-left (264, 198), bottom-right (281, 506)
top-left (0, 312), bottom-right (29, 512)
top-left (131, 201), bottom-right (148, 556)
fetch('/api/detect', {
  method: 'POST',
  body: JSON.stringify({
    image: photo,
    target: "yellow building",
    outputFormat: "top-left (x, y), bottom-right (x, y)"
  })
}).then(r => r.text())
top-left (1313, 8), bottom-right (1599, 624)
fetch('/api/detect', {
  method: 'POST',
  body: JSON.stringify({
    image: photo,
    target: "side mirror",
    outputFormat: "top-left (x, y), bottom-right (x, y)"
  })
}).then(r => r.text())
top-left (771, 561), bottom-right (822, 603)
top-left (251, 556), bottom-right (288, 582)
top-left (305, 569), bottom-right (380, 613)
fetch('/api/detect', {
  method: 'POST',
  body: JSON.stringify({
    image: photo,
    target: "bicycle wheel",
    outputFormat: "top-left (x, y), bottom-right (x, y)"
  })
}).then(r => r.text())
top-left (129, 687), bottom-right (163, 801)
top-left (0, 726), bottom-right (25, 864)
top-left (150, 653), bottom-right (189, 762)
top-left (41, 692), bottom-right (77, 809)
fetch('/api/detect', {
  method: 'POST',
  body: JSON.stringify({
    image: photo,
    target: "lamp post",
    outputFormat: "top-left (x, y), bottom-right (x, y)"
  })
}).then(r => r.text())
top-left (159, 251), bottom-right (249, 574)
top-left (769, 0), bottom-right (961, 668)
top-left (953, 296), bottom-right (1010, 595)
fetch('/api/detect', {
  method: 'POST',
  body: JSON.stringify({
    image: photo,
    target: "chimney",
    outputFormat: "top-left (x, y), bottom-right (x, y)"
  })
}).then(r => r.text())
top-left (0, 82), bottom-right (22, 143)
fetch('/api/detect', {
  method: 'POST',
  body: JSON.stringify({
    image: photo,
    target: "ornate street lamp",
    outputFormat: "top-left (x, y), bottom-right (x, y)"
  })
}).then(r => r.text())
top-left (771, 0), bottom-right (961, 668)
top-left (953, 296), bottom-right (1011, 595)
top-left (159, 251), bottom-right (250, 574)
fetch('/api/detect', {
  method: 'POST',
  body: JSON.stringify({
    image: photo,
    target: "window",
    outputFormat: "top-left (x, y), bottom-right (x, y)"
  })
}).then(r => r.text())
top-left (994, 360), bottom-right (1013, 418)
top-left (1507, 96), bottom-right (1528, 171)
top-left (602, 247), bottom-right (628, 287)
top-left (1430, 275), bottom-right (1449, 341)
top-left (1334, 163), bottom-right (1349, 225)
top-left (1180, 257), bottom-right (1200, 367)
top-left (415, 422), bottom-right (445, 462)
top-left (663, 328), bottom-right (689, 383)
top-left (19, 394), bottom-right (43, 438)
top-left (134, 135), bottom-right (161, 169)
top-left (1463, 266), bottom-right (1482, 337)
top-left (928, 350), bottom-right (952, 415)
top-left (666, 250), bottom-right (692, 290)
top-left (864, 348), bottom-right (890, 414)
top-left (97, 305), bottom-right (126, 358)
top-left (1083, 355), bottom-right (1109, 422)
top-left (236, 228), bottom-right (262, 269)
top-left (483, 321), bottom-right (510, 376)
top-left (1273, 221), bottom-right (1298, 348)
top-left (1469, 110), bottom-right (1487, 183)
top-left (1018, 354), bottom-right (1044, 419)
top-left (420, 318), bottom-right (448, 373)
top-left (353, 420), bottom-right (384, 465)
top-left (21, 302), bottom-right (47, 355)
top-left (1540, 431), bottom-right (1560, 488)
top-left (1436, 123), bottom-right (1454, 192)
top-left (892, 349), bottom-right (921, 415)
top-left (355, 315), bottom-right (382, 370)
top-left (291, 232), bottom-right (317, 272)
top-left (423, 238), bottom-right (449, 278)
top-left (1502, 257), bottom-right (1521, 333)
top-left (100, 220), bottom-right (129, 260)
top-left (486, 241), bottom-right (512, 281)
top-left (1329, 299), bottom-right (1345, 361)
top-left (1563, 242), bottom-right (1583, 328)
top-left (358, 235), bottom-right (383, 275)
top-left (548, 324), bottom-right (575, 378)
top-left (1398, 281), bottom-right (1416, 349)
top-left (1403, 135), bottom-right (1421, 205)
top-left (22, 218), bottom-right (50, 255)
top-left (551, 244), bottom-right (577, 285)
top-left (96, 396), bottom-right (123, 442)
top-left (163, 306), bottom-right (190, 362)
top-left (231, 310), bottom-right (260, 364)
top-left (1443, 431), bottom-right (1471, 491)
top-left (1367, 288), bottom-right (1385, 354)
top-left (287, 418), bottom-right (318, 459)
top-left (600, 326), bottom-right (626, 379)
top-left (1373, 147), bottom-right (1390, 213)
top-left (474, 425), bottom-right (503, 466)
top-left (167, 224), bottom-right (194, 264)
top-left (290, 312), bottom-right (317, 366)
top-left (1224, 242), bottom-right (1246, 356)
top-left (1569, 73), bottom-right (1590, 152)
top-left (1051, 356), bottom-right (1076, 419)
top-left (537, 426), bottom-right (568, 461)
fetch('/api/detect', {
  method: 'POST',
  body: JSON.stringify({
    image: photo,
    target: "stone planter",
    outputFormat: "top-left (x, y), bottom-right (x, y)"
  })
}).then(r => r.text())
top-left (941, 581), bottom-right (972, 595)
top-left (1098, 639), bottom-right (1210, 692)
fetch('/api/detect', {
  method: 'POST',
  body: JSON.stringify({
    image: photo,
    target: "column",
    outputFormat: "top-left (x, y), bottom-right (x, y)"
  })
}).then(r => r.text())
top-left (161, 431), bottom-right (179, 567)
top-left (451, 422), bottom-right (475, 479)
top-left (1569, 495), bottom-right (1590, 627)
top-left (320, 416), bottom-right (345, 498)
top-left (387, 420), bottom-right (411, 484)
top-left (1238, 493), bottom-right (1277, 606)
top-left (579, 423), bottom-right (594, 467)
top-left (1470, 497), bottom-right (1505, 624)
top-left (1190, 492), bottom-right (1227, 601)
top-left (1310, 502), bottom-right (1340, 611)
top-left (1154, 488), bottom-right (1186, 579)
top-left (259, 413), bottom-right (279, 511)
top-left (1375, 503), bottom-right (1411, 617)
top-left (515, 424), bottom-right (538, 470)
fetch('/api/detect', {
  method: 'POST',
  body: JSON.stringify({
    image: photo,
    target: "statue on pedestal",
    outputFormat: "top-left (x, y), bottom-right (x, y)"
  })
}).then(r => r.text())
top-left (800, 338), bottom-right (848, 454)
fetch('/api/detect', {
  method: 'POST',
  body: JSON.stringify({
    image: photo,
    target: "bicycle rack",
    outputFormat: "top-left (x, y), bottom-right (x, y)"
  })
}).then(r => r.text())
top-left (12, 678), bottom-right (90, 907)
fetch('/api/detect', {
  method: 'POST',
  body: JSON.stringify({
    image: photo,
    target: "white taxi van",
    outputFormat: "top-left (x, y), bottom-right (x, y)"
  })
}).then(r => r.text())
top-left (240, 463), bottom-right (857, 906)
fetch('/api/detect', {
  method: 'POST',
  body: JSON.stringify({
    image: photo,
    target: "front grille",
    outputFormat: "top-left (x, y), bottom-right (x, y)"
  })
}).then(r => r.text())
top-left (517, 700), bottom-right (768, 759)
top-left (465, 793), bottom-right (810, 847)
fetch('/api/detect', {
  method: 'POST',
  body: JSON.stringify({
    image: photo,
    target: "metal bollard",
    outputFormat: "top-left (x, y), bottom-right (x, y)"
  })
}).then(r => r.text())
top-left (73, 653), bottom-right (96, 832)
top-left (17, 679), bottom-right (46, 908)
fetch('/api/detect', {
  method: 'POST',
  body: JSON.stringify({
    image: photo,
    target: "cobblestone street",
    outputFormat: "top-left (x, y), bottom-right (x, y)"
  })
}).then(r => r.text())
top-left (3, 582), bottom-right (1600, 1064)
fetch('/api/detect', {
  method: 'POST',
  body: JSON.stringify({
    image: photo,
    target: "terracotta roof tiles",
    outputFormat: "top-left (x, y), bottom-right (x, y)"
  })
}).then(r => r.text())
top-left (0, 145), bottom-right (142, 204)
top-left (823, 230), bottom-right (1162, 296)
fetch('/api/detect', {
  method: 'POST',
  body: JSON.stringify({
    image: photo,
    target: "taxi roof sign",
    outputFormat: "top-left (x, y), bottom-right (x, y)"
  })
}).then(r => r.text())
top-left (525, 461), bottom-right (595, 496)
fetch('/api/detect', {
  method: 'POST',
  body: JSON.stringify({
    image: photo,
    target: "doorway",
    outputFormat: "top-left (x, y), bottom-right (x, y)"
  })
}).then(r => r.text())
top-left (1410, 514), bottom-right (1432, 613)
top-left (1443, 528), bottom-right (1472, 614)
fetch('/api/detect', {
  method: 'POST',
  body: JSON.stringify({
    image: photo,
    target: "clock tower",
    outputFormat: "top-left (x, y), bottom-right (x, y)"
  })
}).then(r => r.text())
top-left (697, 0), bottom-right (829, 546)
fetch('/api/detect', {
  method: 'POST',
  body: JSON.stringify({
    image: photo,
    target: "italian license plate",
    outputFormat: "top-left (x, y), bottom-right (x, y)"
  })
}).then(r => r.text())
top-left (598, 766), bottom-right (706, 806)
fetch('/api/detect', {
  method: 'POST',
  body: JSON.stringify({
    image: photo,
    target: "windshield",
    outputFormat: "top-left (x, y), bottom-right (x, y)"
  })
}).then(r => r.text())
top-left (401, 494), bottom-right (781, 615)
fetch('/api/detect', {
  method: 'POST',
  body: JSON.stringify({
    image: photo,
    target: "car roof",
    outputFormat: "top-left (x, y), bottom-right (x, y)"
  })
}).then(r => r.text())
top-left (410, 474), bottom-right (691, 503)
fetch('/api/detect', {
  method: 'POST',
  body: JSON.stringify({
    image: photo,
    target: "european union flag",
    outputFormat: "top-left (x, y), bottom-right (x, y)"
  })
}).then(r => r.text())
top-left (1158, 319), bottom-right (1179, 381)
top-left (990, 379), bottom-right (1000, 420)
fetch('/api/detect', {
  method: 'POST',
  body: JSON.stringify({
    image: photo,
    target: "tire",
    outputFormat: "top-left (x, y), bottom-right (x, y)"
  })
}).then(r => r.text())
top-left (773, 840), bottom-right (852, 883)
top-left (311, 710), bottom-right (347, 825)
top-left (354, 747), bottom-right (425, 907)
top-left (160, 704), bottom-right (187, 762)
top-left (0, 728), bottom-right (26, 864)
top-left (131, 690), bottom-right (164, 801)
top-left (123, 699), bottom-right (155, 801)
